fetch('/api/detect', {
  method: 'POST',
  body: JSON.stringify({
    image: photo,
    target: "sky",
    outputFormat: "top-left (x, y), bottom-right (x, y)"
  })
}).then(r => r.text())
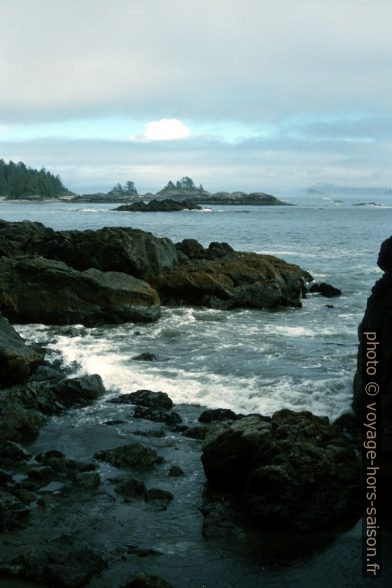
top-left (0, 0), bottom-right (391, 195)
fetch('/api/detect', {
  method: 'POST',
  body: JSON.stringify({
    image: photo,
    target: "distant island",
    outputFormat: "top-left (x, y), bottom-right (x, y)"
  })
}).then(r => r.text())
top-left (0, 159), bottom-right (72, 200)
top-left (0, 163), bottom-right (292, 205)
top-left (115, 199), bottom-right (202, 212)
top-left (77, 177), bottom-right (292, 205)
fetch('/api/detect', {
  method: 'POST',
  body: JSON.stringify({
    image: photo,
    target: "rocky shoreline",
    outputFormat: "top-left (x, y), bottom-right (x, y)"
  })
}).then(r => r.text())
top-left (0, 220), bottom-right (311, 324)
top-left (0, 221), bottom-right (390, 586)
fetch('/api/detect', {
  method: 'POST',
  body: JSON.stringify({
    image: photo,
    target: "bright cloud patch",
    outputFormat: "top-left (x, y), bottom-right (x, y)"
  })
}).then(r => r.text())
top-left (143, 118), bottom-right (191, 141)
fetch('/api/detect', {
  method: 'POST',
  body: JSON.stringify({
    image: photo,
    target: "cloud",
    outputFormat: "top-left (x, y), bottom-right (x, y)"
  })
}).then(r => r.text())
top-left (129, 118), bottom-right (192, 142)
top-left (0, 1), bottom-right (391, 190)
top-left (0, 0), bottom-right (392, 123)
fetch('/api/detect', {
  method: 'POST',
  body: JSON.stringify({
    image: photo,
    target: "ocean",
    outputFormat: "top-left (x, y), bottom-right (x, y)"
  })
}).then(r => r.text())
top-left (3, 195), bottom-right (391, 421)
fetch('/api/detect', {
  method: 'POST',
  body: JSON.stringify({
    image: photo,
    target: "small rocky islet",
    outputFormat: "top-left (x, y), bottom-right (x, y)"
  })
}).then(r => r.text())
top-left (114, 199), bottom-right (203, 212)
top-left (0, 219), bottom-right (390, 586)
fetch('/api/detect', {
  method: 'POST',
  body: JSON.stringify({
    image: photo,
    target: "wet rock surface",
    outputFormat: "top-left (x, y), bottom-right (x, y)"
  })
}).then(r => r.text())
top-left (0, 315), bottom-right (43, 387)
top-left (0, 255), bottom-right (160, 325)
top-left (201, 409), bottom-right (361, 530)
top-left (309, 282), bottom-right (342, 297)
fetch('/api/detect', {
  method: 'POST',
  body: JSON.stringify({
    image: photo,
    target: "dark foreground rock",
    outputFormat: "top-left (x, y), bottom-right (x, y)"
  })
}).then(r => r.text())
top-left (94, 443), bottom-right (163, 469)
top-left (353, 234), bottom-right (392, 487)
top-left (0, 220), bottom-right (311, 314)
top-left (0, 315), bottom-right (43, 387)
top-left (115, 198), bottom-right (202, 212)
top-left (201, 409), bottom-right (361, 529)
top-left (309, 282), bottom-right (342, 297)
top-left (2, 535), bottom-right (107, 587)
top-left (0, 373), bottom-right (108, 443)
top-left (0, 255), bottom-right (160, 325)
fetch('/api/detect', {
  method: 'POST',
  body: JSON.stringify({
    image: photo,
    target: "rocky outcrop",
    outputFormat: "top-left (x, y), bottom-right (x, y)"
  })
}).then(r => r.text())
top-left (309, 282), bottom-right (342, 297)
top-left (353, 235), bottom-right (392, 483)
top-left (201, 409), bottom-right (361, 529)
top-left (0, 374), bottom-right (107, 443)
top-left (0, 256), bottom-right (160, 325)
top-left (0, 220), bottom-right (310, 313)
top-left (0, 221), bottom-right (179, 279)
top-left (115, 199), bottom-right (202, 212)
top-left (158, 242), bottom-right (311, 309)
top-left (0, 314), bottom-right (43, 387)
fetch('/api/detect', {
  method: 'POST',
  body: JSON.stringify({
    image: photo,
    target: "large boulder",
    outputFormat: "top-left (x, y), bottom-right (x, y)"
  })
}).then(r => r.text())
top-left (0, 221), bottom-right (179, 279)
top-left (40, 225), bottom-right (179, 280)
top-left (201, 409), bottom-right (361, 529)
top-left (0, 314), bottom-right (43, 387)
top-left (0, 256), bottom-right (160, 325)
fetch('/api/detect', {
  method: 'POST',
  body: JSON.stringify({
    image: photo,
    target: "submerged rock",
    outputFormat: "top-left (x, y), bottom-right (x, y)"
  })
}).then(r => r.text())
top-left (0, 490), bottom-right (31, 531)
top-left (0, 255), bottom-right (160, 325)
top-left (309, 282), bottom-right (342, 297)
top-left (201, 409), bottom-right (361, 529)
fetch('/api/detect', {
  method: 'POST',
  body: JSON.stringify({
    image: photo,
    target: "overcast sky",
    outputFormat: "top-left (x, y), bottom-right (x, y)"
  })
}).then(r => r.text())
top-left (0, 0), bottom-right (391, 194)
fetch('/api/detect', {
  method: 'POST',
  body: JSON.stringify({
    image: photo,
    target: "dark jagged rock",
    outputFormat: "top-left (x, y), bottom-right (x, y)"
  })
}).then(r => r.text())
top-left (0, 256), bottom-right (160, 325)
top-left (0, 441), bottom-right (31, 462)
top-left (0, 314), bottom-right (43, 387)
top-left (115, 199), bottom-right (202, 212)
top-left (0, 399), bottom-right (47, 443)
top-left (110, 389), bottom-right (173, 410)
top-left (7, 535), bottom-right (107, 587)
top-left (0, 491), bottom-right (31, 531)
top-left (198, 408), bottom-right (242, 423)
top-left (94, 443), bottom-right (163, 469)
top-left (0, 372), bottom-right (108, 443)
top-left (176, 239), bottom-right (206, 260)
top-left (183, 425), bottom-right (208, 440)
top-left (206, 242), bottom-right (234, 258)
top-left (353, 235), bottom-right (392, 485)
top-left (134, 405), bottom-right (182, 426)
top-left (52, 374), bottom-right (106, 407)
top-left (201, 409), bottom-right (361, 529)
top-left (133, 352), bottom-right (158, 361)
top-left (157, 251), bottom-right (311, 310)
top-left (113, 477), bottom-right (147, 499)
top-left (144, 488), bottom-right (174, 509)
top-left (0, 220), bottom-right (310, 312)
top-left (309, 282), bottom-right (342, 297)
top-left (168, 465), bottom-right (184, 477)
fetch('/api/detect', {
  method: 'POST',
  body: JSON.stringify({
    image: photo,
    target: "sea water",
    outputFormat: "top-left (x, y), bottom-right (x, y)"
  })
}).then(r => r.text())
top-left (3, 195), bottom-right (391, 420)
